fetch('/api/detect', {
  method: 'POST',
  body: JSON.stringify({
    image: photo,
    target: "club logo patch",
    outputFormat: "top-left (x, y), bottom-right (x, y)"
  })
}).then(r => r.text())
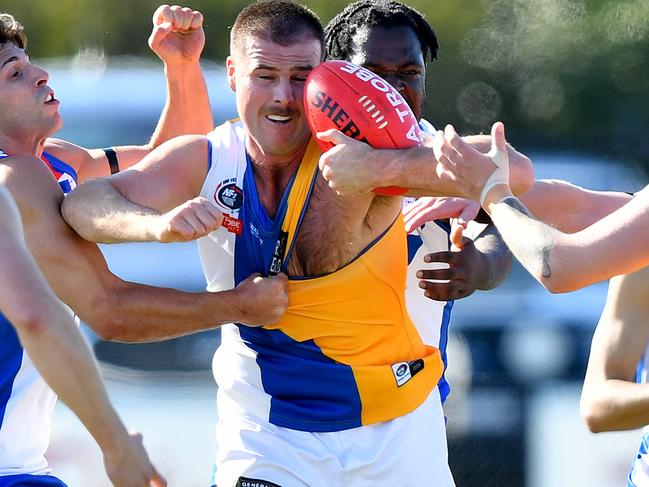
top-left (391, 359), bottom-right (424, 387)
top-left (214, 178), bottom-right (243, 210)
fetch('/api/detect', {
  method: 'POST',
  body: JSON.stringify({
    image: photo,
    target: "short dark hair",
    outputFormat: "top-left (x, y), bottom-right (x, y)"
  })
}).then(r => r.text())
top-left (231, 1), bottom-right (324, 57)
top-left (324, 0), bottom-right (438, 63)
top-left (0, 13), bottom-right (26, 50)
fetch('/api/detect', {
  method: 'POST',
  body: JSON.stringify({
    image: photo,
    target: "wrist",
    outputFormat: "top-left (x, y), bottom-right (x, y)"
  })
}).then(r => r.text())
top-left (163, 59), bottom-right (202, 77)
top-left (93, 410), bottom-right (130, 455)
top-left (482, 184), bottom-right (513, 214)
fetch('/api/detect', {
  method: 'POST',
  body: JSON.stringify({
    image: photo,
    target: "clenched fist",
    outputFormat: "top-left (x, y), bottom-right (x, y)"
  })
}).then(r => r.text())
top-left (149, 4), bottom-right (205, 65)
top-left (154, 196), bottom-right (223, 242)
top-left (232, 273), bottom-right (289, 327)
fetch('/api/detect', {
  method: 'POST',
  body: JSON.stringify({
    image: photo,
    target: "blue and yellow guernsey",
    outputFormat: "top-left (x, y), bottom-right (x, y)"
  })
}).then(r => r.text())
top-left (198, 120), bottom-right (443, 432)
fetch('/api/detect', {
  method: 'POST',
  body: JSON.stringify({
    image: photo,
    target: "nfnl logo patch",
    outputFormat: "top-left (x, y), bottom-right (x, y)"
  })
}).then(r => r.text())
top-left (214, 178), bottom-right (243, 210)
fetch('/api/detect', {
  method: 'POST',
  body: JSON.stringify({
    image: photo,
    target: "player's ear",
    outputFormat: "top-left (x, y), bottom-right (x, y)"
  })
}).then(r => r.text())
top-left (226, 56), bottom-right (236, 93)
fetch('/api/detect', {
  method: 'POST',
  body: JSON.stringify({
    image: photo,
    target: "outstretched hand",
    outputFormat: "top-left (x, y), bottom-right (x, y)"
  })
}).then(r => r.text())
top-left (433, 122), bottom-right (511, 204)
top-left (149, 5), bottom-right (205, 65)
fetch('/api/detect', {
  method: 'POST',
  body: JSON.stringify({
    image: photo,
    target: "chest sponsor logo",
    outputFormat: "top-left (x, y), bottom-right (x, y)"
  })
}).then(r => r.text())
top-left (214, 178), bottom-right (243, 211)
top-left (221, 214), bottom-right (243, 235)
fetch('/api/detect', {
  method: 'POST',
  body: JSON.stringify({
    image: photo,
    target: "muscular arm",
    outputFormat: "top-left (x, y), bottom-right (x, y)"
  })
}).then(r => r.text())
top-left (580, 265), bottom-right (649, 432)
top-left (484, 190), bottom-right (649, 292)
top-left (62, 135), bottom-right (211, 243)
top-left (0, 186), bottom-right (162, 486)
top-left (521, 179), bottom-right (632, 233)
top-left (43, 5), bottom-right (213, 181)
top-left (3, 156), bottom-right (286, 342)
top-left (318, 129), bottom-right (534, 197)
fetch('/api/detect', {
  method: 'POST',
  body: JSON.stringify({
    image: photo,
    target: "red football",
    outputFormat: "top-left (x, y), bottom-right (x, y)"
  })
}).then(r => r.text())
top-left (304, 60), bottom-right (422, 196)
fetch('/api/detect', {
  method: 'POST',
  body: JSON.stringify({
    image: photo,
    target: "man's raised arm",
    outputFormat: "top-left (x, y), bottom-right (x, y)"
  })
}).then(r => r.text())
top-left (45, 4), bottom-right (214, 180)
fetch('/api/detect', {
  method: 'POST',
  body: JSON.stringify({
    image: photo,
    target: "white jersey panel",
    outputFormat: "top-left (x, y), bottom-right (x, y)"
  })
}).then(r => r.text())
top-left (199, 120), bottom-right (273, 424)
top-left (198, 121), bottom-right (247, 292)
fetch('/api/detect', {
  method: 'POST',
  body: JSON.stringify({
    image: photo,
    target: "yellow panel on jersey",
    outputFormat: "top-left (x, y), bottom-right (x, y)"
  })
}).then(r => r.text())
top-left (265, 138), bottom-right (444, 427)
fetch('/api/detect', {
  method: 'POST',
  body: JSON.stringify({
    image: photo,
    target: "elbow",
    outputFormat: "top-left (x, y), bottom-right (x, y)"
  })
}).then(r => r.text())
top-left (61, 189), bottom-right (96, 242)
top-left (539, 273), bottom-right (584, 294)
top-left (90, 317), bottom-right (125, 342)
top-left (580, 398), bottom-right (611, 433)
top-left (13, 309), bottom-right (50, 337)
top-left (83, 294), bottom-right (128, 342)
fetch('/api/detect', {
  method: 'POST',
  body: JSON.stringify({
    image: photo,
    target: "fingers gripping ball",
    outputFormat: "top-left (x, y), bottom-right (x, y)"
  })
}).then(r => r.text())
top-left (304, 61), bottom-right (422, 196)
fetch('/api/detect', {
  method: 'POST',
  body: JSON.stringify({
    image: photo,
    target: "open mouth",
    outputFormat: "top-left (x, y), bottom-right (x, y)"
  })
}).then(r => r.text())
top-left (266, 114), bottom-right (292, 124)
top-left (44, 91), bottom-right (58, 104)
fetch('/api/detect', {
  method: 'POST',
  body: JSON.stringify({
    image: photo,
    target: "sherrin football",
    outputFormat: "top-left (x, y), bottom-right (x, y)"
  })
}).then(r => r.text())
top-left (304, 60), bottom-right (422, 196)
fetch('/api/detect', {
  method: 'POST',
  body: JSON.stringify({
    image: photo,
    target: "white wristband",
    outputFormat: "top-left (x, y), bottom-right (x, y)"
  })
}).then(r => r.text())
top-left (479, 144), bottom-right (510, 206)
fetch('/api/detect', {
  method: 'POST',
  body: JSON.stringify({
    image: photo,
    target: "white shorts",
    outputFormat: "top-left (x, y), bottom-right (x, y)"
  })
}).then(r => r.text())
top-left (212, 387), bottom-right (455, 487)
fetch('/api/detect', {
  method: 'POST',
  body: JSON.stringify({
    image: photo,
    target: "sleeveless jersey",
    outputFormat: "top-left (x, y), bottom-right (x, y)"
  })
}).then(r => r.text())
top-left (0, 149), bottom-right (78, 476)
top-left (199, 120), bottom-right (443, 432)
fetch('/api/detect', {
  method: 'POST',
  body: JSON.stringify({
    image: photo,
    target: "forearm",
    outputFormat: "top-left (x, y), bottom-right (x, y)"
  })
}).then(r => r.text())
top-left (85, 282), bottom-right (244, 342)
top-left (17, 301), bottom-right (129, 452)
top-left (374, 147), bottom-right (461, 197)
top-left (471, 224), bottom-right (512, 290)
top-left (149, 61), bottom-right (213, 146)
top-left (581, 380), bottom-right (649, 432)
top-left (62, 179), bottom-right (162, 243)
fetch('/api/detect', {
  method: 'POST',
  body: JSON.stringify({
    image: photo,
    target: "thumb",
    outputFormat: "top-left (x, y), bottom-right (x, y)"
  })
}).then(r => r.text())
top-left (317, 129), bottom-right (353, 147)
top-left (457, 201), bottom-right (480, 225)
top-left (450, 223), bottom-right (465, 249)
top-left (149, 22), bottom-right (172, 48)
top-left (491, 121), bottom-right (507, 154)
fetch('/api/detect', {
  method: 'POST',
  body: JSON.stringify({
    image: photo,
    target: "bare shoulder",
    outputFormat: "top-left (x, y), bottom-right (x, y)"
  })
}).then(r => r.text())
top-left (0, 155), bottom-right (64, 224)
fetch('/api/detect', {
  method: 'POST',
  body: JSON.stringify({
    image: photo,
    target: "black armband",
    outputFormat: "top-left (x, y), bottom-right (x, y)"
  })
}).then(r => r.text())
top-left (102, 147), bottom-right (120, 174)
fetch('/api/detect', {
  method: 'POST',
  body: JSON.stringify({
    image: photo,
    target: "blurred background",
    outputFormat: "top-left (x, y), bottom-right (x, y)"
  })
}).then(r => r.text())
top-left (2, 0), bottom-right (649, 485)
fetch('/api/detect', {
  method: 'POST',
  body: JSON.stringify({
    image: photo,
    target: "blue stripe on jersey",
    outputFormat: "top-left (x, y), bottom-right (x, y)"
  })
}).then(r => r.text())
top-left (232, 155), bottom-right (295, 283)
top-left (0, 474), bottom-right (68, 486)
top-left (0, 313), bottom-right (23, 429)
top-left (206, 139), bottom-right (213, 173)
top-left (438, 300), bottom-right (454, 404)
top-left (636, 356), bottom-right (645, 383)
top-left (437, 224), bottom-right (453, 404)
top-left (238, 327), bottom-right (362, 431)
top-left (407, 234), bottom-right (423, 264)
top-left (41, 152), bottom-right (78, 185)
